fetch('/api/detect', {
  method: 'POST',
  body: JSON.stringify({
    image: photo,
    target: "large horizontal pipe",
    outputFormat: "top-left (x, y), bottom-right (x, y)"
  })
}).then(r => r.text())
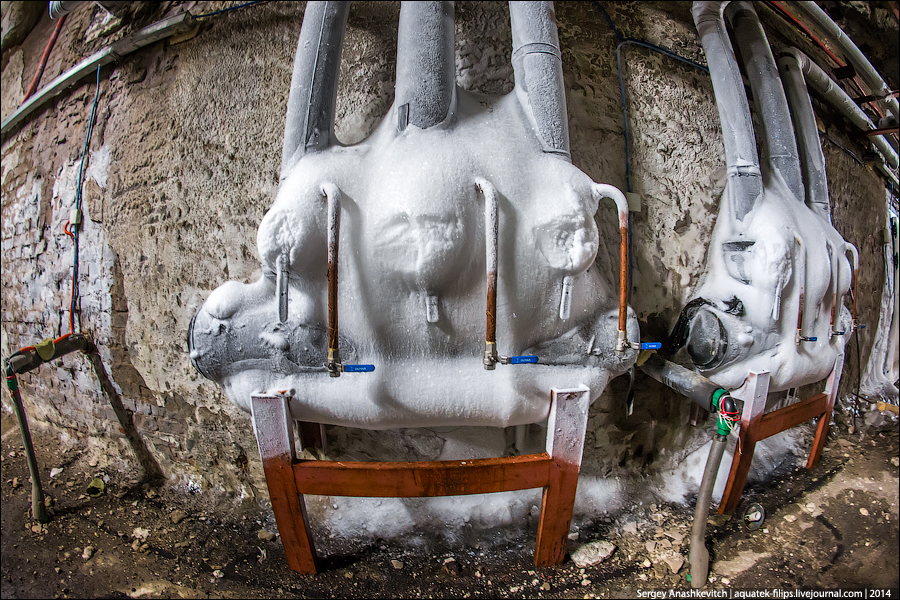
top-left (639, 353), bottom-right (726, 413)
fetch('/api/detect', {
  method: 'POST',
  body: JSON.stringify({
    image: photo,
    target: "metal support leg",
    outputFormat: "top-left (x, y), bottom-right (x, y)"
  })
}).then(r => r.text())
top-left (718, 371), bottom-right (770, 515)
top-left (252, 395), bottom-right (319, 573)
top-left (806, 354), bottom-right (843, 469)
top-left (535, 385), bottom-right (590, 566)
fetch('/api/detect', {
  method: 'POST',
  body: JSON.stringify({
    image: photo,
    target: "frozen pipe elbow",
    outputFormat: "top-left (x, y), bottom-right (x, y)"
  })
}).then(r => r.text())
top-left (593, 184), bottom-right (629, 350)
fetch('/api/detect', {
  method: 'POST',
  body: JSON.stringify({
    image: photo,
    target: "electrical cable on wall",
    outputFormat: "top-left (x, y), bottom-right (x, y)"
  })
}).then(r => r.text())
top-left (62, 64), bottom-right (102, 335)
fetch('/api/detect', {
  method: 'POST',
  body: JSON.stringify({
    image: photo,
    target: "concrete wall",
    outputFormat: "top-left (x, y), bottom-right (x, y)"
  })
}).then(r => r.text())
top-left (2, 1), bottom-right (896, 521)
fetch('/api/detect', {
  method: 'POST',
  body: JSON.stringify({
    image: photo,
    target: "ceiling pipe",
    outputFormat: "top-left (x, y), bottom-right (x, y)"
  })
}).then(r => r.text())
top-left (790, 1), bottom-right (899, 124)
top-left (781, 48), bottom-right (899, 174)
top-left (691, 1), bottom-right (762, 224)
top-left (280, 1), bottom-right (349, 180)
top-left (726, 1), bottom-right (805, 205)
top-left (396, 1), bottom-right (456, 131)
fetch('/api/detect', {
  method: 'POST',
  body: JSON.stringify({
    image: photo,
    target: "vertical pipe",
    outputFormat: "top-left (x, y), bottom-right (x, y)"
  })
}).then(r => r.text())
top-left (792, 233), bottom-right (807, 344)
top-left (5, 368), bottom-right (48, 524)
top-left (827, 241), bottom-right (840, 337)
top-left (324, 183), bottom-right (342, 373)
top-left (691, 2), bottom-right (763, 223)
top-left (593, 184), bottom-right (629, 351)
top-left (509, 1), bottom-right (570, 159)
top-left (396, 1), bottom-right (455, 131)
top-left (845, 244), bottom-right (859, 330)
top-left (778, 51), bottom-right (831, 221)
top-left (689, 434), bottom-right (728, 588)
top-left (277, 253), bottom-right (289, 323)
top-left (281, 1), bottom-right (349, 179)
top-left (477, 178), bottom-right (499, 369)
top-left (726, 1), bottom-right (805, 204)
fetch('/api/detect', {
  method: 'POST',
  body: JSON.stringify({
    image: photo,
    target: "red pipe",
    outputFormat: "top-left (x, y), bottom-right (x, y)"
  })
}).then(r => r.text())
top-left (22, 15), bottom-right (68, 103)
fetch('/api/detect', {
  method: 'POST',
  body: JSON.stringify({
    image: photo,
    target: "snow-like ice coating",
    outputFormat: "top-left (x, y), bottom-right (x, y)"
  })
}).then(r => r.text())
top-left (189, 2), bottom-right (638, 427)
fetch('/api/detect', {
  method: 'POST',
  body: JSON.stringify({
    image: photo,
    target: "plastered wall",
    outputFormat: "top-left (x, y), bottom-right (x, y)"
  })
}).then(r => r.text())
top-left (2, 1), bottom-right (896, 520)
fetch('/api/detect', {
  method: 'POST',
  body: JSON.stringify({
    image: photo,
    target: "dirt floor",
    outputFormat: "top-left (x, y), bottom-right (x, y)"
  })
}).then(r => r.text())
top-left (2, 411), bottom-right (898, 599)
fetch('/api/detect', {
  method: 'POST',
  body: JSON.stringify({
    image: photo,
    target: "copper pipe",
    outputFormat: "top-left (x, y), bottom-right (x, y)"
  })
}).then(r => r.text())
top-left (477, 178), bottom-right (499, 369)
top-left (846, 244), bottom-right (859, 329)
top-left (324, 183), bottom-right (342, 372)
top-left (792, 233), bottom-right (807, 344)
top-left (23, 15), bottom-right (67, 102)
top-left (593, 184), bottom-right (630, 351)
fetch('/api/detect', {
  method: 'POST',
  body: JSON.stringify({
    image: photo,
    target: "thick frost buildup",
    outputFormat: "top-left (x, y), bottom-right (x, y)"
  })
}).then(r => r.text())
top-left (189, 2), bottom-right (638, 428)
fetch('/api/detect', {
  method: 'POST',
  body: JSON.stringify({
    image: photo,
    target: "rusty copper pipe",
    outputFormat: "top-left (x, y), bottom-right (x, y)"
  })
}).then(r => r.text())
top-left (592, 184), bottom-right (630, 351)
top-left (477, 178), bottom-right (499, 369)
top-left (324, 183), bottom-right (341, 368)
top-left (846, 244), bottom-right (859, 328)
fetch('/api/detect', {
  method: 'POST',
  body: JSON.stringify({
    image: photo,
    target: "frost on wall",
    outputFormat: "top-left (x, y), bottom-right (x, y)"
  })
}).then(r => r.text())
top-left (1, 1), bottom-right (895, 533)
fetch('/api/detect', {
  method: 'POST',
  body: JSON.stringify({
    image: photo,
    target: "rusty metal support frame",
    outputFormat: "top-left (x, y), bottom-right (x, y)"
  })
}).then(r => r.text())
top-left (717, 354), bottom-right (845, 514)
top-left (251, 386), bottom-right (591, 573)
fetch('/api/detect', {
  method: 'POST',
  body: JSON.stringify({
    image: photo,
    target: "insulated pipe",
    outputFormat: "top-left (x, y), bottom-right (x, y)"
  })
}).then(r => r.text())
top-left (692, 2), bottom-right (763, 223)
top-left (478, 178), bottom-right (500, 370)
top-left (689, 433), bottom-right (728, 588)
top-left (785, 48), bottom-right (899, 171)
top-left (778, 51), bottom-right (831, 221)
top-left (396, 1), bottom-right (455, 131)
top-left (593, 184), bottom-right (630, 352)
top-left (509, 1), bottom-right (570, 160)
top-left (726, 2), bottom-right (805, 204)
top-left (790, 1), bottom-right (899, 124)
top-left (281, 1), bottom-right (349, 179)
top-left (49, 1), bottom-right (83, 19)
top-left (324, 183), bottom-right (342, 376)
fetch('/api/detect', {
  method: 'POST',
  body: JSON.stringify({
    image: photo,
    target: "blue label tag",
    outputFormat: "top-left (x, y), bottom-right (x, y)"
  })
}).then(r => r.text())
top-left (641, 342), bottom-right (662, 350)
top-left (344, 364), bottom-right (375, 372)
top-left (807, 337), bottom-right (817, 342)
top-left (510, 355), bottom-right (538, 364)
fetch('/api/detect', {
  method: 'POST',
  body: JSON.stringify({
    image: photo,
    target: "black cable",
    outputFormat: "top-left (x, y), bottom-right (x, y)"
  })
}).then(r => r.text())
top-left (191, 1), bottom-right (265, 20)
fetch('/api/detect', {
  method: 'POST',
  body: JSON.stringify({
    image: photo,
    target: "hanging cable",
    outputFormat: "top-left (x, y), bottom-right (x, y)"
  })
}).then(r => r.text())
top-left (64, 65), bottom-right (102, 335)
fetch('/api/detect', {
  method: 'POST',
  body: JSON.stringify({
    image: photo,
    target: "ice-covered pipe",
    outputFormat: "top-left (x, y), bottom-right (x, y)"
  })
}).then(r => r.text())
top-left (790, 1), bottom-right (899, 124)
top-left (691, 2), bottom-right (763, 223)
top-left (276, 253), bottom-right (289, 323)
top-left (778, 51), bottom-right (831, 222)
top-left (281, 1), bottom-right (349, 179)
top-left (845, 244), bottom-right (859, 330)
top-left (324, 183), bottom-right (342, 376)
top-left (396, 1), bottom-right (455, 131)
top-left (638, 353), bottom-right (727, 413)
top-left (791, 233), bottom-right (813, 344)
top-left (478, 178), bottom-right (500, 370)
top-left (726, 2), bottom-right (804, 204)
top-left (509, 1), bottom-right (570, 160)
top-left (784, 48), bottom-right (899, 172)
top-left (593, 184), bottom-right (630, 352)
